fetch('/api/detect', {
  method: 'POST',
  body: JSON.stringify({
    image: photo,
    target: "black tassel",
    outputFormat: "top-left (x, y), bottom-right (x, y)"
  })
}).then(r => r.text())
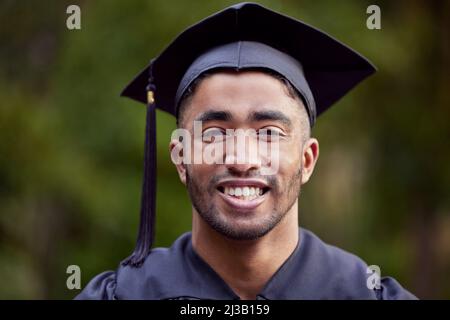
top-left (122, 63), bottom-right (157, 267)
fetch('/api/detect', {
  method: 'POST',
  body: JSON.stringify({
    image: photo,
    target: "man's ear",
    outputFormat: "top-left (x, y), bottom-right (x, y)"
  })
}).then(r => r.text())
top-left (169, 139), bottom-right (187, 185)
top-left (301, 138), bottom-right (319, 184)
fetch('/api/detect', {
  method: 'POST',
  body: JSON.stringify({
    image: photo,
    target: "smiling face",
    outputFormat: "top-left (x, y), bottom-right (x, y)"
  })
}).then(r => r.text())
top-left (170, 70), bottom-right (319, 240)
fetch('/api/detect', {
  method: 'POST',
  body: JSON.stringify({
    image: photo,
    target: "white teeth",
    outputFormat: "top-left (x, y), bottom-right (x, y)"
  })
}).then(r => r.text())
top-left (222, 186), bottom-right (266, 199)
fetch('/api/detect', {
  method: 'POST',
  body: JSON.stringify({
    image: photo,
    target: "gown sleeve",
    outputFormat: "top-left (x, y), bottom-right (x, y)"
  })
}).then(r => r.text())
top-left (377, 276), bottom-right (418, 300)
top-left (74, 271), bottom-right (117, 300)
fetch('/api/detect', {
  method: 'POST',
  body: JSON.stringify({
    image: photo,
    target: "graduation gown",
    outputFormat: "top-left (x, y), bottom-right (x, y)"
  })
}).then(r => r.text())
top-left (75, 228), bottom-right (417, 300)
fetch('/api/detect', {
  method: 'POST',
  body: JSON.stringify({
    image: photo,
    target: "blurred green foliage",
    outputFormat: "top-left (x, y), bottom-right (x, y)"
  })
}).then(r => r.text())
top-left (0, 0), bottom-right (449, 299)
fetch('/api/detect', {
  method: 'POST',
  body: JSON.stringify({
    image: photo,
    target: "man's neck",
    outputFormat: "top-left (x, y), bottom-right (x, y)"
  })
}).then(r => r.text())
top-left (191, 204), bottom-right (299, 300)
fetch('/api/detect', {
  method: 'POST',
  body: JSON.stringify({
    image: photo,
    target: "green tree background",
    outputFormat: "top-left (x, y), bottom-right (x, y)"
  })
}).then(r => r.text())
top-left (0, 0), bottom-right (449, 299)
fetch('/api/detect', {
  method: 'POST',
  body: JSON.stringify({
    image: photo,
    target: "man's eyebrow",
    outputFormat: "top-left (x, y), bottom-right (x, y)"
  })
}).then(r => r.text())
top-left (248, 110), bottom-right (292, 128)
top-left (194, 110), bottom-right (233, 122)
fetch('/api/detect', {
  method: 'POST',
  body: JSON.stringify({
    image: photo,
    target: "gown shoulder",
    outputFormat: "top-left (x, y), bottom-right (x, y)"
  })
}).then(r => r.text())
top-left (74, 270), bottom-right (117, 300)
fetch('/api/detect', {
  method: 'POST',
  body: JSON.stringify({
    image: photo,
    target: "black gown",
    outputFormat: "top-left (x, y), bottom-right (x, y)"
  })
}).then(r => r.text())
top-left (75, 228), bottom-right (417, 300)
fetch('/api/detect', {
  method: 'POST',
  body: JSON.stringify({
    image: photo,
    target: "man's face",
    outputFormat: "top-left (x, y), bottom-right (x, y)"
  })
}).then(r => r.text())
top-left (171, 70), bottom-right (318, 240)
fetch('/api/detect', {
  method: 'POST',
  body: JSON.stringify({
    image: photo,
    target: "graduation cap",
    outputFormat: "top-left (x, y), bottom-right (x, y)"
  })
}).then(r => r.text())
top-left (120, 2), bottom-right (376, 267)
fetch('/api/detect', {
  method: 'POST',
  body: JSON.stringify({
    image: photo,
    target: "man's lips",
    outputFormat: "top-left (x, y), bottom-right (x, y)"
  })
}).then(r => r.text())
top-left (216, 178), bottom-right (270, 189)
top-left (217, 190), bottom-right (268, 211)
top-left (216, 179), bottom-right (271, 211)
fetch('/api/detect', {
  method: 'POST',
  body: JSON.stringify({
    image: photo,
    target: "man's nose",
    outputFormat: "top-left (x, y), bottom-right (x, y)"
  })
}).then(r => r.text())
top-left (224, 135), bottom-right (262, 174)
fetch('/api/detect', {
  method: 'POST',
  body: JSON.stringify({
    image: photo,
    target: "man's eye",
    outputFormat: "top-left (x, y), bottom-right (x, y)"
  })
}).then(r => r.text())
top-left (258, 128), bottom-right (281, 141)
top-left (202, 128), bottom-right (226, 142)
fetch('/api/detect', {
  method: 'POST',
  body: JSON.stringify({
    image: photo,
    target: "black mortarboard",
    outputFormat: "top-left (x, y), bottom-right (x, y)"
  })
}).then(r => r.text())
top-left (120, 2), bottom-right (376, 267)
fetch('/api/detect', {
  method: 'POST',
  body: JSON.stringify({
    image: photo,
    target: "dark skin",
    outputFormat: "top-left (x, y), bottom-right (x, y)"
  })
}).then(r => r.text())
top-left (170, 70), bottom-right (319, 299)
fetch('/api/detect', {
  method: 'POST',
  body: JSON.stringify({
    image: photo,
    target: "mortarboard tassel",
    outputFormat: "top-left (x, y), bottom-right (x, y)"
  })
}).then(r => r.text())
top-left (122, 63), bottom-right (157, 267)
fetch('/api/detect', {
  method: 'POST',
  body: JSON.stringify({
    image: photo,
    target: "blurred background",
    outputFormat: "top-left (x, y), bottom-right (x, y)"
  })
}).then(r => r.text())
top-left (0, 0), bottom-right (449, 299)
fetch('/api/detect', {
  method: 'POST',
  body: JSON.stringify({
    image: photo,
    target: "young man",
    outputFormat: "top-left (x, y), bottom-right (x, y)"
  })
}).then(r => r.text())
top-left (76, 2), bottom-right (416, 300)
